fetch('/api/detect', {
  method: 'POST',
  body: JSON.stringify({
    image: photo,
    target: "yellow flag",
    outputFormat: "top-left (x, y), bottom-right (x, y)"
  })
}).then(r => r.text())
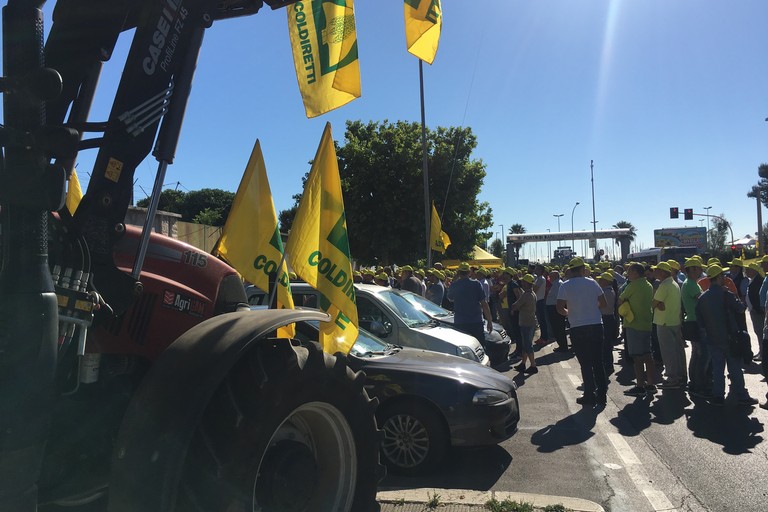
top-left (286, 123), bottom-right (358, 354)
top-left (430, 202), bottom-right (451, 253)
top-left (287, 0), bottom-right (361, 118)
top-left (215, 140), bottom-right (295, 338)
top-left (404, 0), bottom-right (442, 64)
top-left (66, 168), bottom-right (83, 215)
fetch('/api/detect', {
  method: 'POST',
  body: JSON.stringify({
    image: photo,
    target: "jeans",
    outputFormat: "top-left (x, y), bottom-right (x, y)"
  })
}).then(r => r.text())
top-left (709, 342), bottom-right (749, 399)
top-left (454, 321), bottom-right (485, 347)
top-left (535, 300), bottom-right (549, 339)
top-left (688, 338), bottom-right (712, 394)
top-left (656, 324), bottom-right (687, 384)
top-left (602, 315), bottom-right (617, 374)
top-left (750, 310), bottom-right (764, 355)
top-left (570, 324), bottom-right (607, 396)
top-left (520, 325), bottom-right (535, 353)
top-left (547, 304), bottom-right (567, 349)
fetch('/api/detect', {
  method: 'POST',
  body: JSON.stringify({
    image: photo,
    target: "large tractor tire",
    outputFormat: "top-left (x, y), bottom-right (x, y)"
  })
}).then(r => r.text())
top-left (176, 339), bottom-right (382, 512)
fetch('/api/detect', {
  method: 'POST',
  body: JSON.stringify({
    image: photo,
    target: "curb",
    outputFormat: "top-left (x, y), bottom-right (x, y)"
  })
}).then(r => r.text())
top-left (377, 488), bottom-right (605, 512)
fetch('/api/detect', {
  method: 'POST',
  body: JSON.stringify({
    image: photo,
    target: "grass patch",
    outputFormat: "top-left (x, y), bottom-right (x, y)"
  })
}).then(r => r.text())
top-left (543, 505), bottom-right (570, 512)
top-left (484, 498), bottom-right (535, 512)
top-left (425, 490), bottom-right (441, 509)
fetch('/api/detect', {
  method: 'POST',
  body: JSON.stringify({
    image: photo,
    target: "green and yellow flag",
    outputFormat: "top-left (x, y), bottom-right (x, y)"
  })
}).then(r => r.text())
top-left (65, 168), bottom-right (83, 215)
top-left (286, 123), bottom-right (358, 354)
top-left (215, 140), bottom-right (295, 338)
top-left (287, 0), bottom-right (361, 118)
top-left (404, 0), bottom-right (442, 64)
top-left (430, 202), bottom-right (451, 253)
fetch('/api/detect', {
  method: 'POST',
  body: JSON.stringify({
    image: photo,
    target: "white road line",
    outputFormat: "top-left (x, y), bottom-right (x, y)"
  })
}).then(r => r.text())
top-left (556, 369), bottom-right (679, 512)
top-left (606, 433), bottom-right (641, 465)
top-left (559, 360), bottom-right (572, 369)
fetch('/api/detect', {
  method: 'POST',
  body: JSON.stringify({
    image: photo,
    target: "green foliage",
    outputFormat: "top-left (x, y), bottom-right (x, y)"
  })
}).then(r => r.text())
top-left (709, 213), bottom-right (731, 257)
top-left (484, 498), bottom-right (535, 512)
top-left (612, 220), bottom-right (637, 243)
top-left (282, 120), bottom-right (493, 264)
top-left (193, 207), bottom-right (222, 226)
top-left (425, 490), bottom-right (441, 509)
top-left (752, 163), bottom-right (768, 208)
top-left (136, 188), bottom-right (234, 225)
top-left (489, 238), bottom-right (505, 258)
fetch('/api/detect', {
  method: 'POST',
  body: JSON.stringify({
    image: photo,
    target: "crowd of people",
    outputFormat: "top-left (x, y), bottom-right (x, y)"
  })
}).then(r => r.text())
top-left (352, 254), bottom-right (768, 410)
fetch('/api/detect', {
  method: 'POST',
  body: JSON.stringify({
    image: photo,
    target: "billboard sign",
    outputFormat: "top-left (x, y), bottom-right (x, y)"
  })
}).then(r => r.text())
top-left (654, 227), bottom-right (706, 251)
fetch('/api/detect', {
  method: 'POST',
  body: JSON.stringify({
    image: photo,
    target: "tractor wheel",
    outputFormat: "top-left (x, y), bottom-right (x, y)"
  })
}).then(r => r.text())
top-left (176, 339), bottom-right (382, 512)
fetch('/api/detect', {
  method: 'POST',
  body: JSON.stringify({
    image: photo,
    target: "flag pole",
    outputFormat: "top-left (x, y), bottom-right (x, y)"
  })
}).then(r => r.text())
top-left (268, 250), bottom-right (290, 309)
top-left (419, 59), bottom-right (432, 267)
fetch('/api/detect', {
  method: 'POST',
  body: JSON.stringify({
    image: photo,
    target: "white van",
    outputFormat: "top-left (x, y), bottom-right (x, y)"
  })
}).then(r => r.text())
top-left (248, 282), bottom-right (489, 366)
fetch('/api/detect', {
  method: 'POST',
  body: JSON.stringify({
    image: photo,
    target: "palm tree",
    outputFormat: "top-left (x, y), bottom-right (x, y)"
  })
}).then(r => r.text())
top-left (508, 224), bottom-right (526, 262)
top-left (612, 220), bottom-right (636, 260)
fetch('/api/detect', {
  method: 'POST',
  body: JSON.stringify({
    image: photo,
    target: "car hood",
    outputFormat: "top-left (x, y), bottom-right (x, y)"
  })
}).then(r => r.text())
top-left (432, 315), bottom-right (508, 341)
top-left (359, 347), bottom-right (515, 391)
top-left (415, 324), bottom-right (482, 348)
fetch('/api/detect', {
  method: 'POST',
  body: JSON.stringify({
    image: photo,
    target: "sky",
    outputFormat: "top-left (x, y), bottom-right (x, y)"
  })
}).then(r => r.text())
top-left (4, 1), bottom-right (768, 262)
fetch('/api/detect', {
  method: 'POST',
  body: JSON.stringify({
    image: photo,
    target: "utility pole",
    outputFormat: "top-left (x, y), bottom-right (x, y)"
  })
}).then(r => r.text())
top-left (590, 160), bottom-right (597, 258)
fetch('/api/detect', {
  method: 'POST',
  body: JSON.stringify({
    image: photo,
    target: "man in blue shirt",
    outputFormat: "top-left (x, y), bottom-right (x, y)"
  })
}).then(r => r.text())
top-left (447, 262), bottom-right (493, 345)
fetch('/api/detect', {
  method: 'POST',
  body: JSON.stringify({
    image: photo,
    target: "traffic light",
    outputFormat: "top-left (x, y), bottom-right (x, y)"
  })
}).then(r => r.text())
top-left (684, 208), bottom-right (693, 220)
top-left (670, 207), bottom-right (679, 219)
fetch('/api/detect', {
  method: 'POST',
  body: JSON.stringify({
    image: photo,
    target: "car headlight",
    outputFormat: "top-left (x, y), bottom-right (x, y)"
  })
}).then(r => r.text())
top-left (472, 389), bottom-right (509, 405)
top-left (456, 345), bottom-right (479, 362)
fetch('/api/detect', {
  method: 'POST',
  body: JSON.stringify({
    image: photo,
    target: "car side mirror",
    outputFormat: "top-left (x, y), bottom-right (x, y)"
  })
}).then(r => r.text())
top-left (369, 321), bottom-right (391, 338)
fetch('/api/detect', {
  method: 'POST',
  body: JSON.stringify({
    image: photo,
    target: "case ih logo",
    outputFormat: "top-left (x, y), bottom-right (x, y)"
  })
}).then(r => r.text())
top-left (162, 290), bottom-right (205, 317)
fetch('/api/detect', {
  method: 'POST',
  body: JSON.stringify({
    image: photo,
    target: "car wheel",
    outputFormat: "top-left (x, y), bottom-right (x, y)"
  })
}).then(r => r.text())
top-left (378, 401), bottom-right (447, 475)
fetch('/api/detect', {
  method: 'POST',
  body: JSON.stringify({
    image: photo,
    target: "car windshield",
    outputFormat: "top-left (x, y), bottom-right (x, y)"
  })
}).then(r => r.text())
top-left (376, 290), bottom-right (433, 328)
top-left (302, 320), bottom-right (395, 357)
top-left (401, 292), bottom-right (451, 318)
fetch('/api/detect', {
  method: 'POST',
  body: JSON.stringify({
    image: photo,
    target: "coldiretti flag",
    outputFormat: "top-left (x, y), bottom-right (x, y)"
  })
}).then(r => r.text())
top-left (286, 123), bottom-right (358, 354)
top-left (404, 0), bottom-right (442, 64)
top-left (430, 202), bottom-right (451, 253)
top-left (287, 0), bottom-right (361, 118)
top-left (215, 140), bottom-right (295, 338)
top-left (65, 168), bottom-right (83, 215)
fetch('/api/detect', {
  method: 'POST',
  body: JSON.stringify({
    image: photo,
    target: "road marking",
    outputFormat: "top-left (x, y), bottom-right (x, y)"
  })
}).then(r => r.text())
top-left (606, 433), bottom-right (641, 465)
top-left (554, 368), bottom-right (679, 512)
top-left (559, 360), bottom-right (572, 369)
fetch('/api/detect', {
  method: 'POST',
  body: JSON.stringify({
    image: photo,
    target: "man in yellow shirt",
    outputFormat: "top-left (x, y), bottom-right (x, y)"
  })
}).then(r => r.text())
top-left (652, 261), bottom-right (686, 389)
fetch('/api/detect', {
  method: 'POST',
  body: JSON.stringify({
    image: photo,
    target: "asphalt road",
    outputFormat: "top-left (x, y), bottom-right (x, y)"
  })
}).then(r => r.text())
top-left (380, 331), bottom-right (768, 512)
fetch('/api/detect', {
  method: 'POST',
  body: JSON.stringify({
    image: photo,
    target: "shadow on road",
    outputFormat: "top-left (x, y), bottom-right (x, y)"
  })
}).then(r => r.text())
top-left (529, 407), bottom-right (598, 453)
top-left (380, 445), bottom-right (511, 491)
top-left (648, 388), bottom-right (691, 425)
top-left (684, 401), bottom-right (765, 455)
top-left (610, 395), bottom-right (653, 436)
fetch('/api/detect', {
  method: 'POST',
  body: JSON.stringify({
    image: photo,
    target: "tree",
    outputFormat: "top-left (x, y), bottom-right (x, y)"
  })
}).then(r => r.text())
top-left (709, 213), bottom-right (731, 258)
top-left (283, 120), bottom-right (493, 265)
top-left (489, 238), bottom-right (505, 259)
top-left (136, 188), bottom-right (235, 225)
top-left (752, 163), bottom-right (768, 208)
top-left (612, 220), bottom-right (636, 261)
top-left (508, 224), bottom-right (526, 261)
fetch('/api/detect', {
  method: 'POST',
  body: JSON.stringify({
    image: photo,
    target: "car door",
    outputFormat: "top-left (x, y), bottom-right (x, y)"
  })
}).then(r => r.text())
top-left (355, 295), bottom-right (400, 342)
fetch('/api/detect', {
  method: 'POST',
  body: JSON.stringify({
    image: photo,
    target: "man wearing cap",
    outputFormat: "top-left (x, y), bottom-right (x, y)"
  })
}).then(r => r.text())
top-left (511, 274), bottom-right (539, 374)
top-left (532, 265), bottom-right (550, 344)
top-left (730, 258), bottom-right (747, 303)
top-left (681, 258), bottom-right (709, 398)
top-left (374, 272), bottom-right (390, 287)
top-left (476, 267), bottom-right (491, 304)
top-left (696, 264), bottom-right (758, 406)
top-left (447, 262), bottom-right (493, 345)
top-left (652, 261), bottom-right (686, 389)
top-left (598, 272), bottom-right (618, 376)
top-left (413, 268), bottom-right (428, 296)
top-left (425, 269), bottom-right (445, 305)
top-left (399, 265), bottom-right (422, 295)
top-left (361, 269), bottom-right (375, 285)
top-left (547, 269), bottom-right (568, 353)
top-left (745, 262), bottom-right (764, 361)
top-left (619, 263), bottom-right (657, 397)
top-left (557, 257), bottom-right (609, 405)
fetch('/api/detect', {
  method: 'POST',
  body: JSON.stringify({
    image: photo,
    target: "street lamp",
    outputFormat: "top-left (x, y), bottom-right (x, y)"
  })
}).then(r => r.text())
top-left (704, 206), bottom-right (712, 253)
top-left (571, 202), bottom-right (580, 254)
top-left (553, 213), bottom-right (564, 250)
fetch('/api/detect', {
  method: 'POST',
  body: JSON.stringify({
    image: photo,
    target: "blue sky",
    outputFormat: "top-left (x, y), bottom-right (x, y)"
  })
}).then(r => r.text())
top-left (7, 1), bottom-right (768, 260)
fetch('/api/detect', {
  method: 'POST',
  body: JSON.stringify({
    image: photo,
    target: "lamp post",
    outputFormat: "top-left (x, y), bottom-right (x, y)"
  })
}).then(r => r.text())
top-left (571, 202), bottom-right (580, 255)
top-left (553, 213), bottom-right (563, 250)
top-left (547, 229), bottom-right (551, 261)
top-left (704, 206), bottom-right (712, 253)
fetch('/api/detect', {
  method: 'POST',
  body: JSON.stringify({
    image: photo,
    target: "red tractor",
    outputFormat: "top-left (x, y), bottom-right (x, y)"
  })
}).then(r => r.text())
top-left (0, 1), bottom-right (382, 511)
